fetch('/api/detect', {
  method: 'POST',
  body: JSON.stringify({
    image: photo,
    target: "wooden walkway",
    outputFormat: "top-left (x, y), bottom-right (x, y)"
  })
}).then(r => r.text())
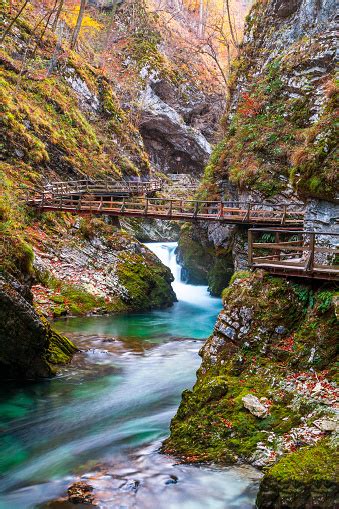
top-left (248, 228), bottom-right (339, 281)
top-left (27, 194), bottom-right (305, 226)
top-left (41, 179), bottom-right (163, 197)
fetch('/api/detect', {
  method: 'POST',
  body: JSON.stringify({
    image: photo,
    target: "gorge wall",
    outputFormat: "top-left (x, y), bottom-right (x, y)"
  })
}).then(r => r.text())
top-left (177, 0), bottom-right (337, 283)
top-left (168, 0), bottom-right (338, 507)
top-left (1, 0), bottom-right (220, 379)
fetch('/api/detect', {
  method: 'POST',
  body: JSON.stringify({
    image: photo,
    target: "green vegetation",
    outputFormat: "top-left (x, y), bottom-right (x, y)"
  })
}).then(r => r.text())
top-left (116, 252), bottom-right (176, 310)
top-left (256, 440), bottom-right (338, 508)
top-left (165, 272), bottom-right (338, 469)
top-left (199, 3), bottom-right (337, 201)
top-left (178, 224), bottom-right (233, 296)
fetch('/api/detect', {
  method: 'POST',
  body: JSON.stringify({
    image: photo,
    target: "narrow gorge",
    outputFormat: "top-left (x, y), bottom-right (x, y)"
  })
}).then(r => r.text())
top-left (0, 0), bottom-right (337, 508)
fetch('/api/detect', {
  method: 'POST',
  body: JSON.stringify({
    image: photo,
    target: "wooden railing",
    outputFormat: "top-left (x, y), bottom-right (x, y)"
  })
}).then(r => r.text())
top-left (37, 179), bottom-right (163, 197)
top-left (248, 228), bottom-right (339, 280)
top-left (27, 194), bottom-right (305, 226)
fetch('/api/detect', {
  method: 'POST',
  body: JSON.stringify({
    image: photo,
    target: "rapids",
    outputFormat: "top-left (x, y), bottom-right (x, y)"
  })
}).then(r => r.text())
top-left (0, 243), bottom-right (260, 508)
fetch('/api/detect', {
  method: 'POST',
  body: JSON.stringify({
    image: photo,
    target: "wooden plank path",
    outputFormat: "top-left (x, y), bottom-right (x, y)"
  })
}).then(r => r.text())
top-left (41, 179), bottom-right (163, 197)
top-left (248, 228), bottom-right (339, 281)
top-left (25, 182), bottom-right (339, 281)
top-left (27, 194), bottom-right (305, 226)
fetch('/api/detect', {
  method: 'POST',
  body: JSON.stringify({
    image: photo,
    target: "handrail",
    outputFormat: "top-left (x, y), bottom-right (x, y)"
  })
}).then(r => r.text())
top-left (248, 228), bottom-right (338, 280)
top-left (26, 194), bottom-right (305, 227)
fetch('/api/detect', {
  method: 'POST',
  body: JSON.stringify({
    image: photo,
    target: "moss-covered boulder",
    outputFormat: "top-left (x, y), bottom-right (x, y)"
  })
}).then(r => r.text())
top-left (164, 270), bottom-right (338, 504)
top-left (116, 250), bottom-right (177, 310)
top-left (256, 441), bottom-right (338, 508)
top-left (177, 224), bottom-right (234, 296)
top-left (0, 273), bottom-right (76, 380)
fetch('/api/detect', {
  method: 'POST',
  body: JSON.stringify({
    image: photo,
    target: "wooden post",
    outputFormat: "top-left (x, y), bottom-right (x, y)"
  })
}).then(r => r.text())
top-left (193, 201), bottom-right (199, 219)
top-left (305, 232), bottom-right (315, 273)
top-left (275, 231), bottom-right (281, 261)
top-left (219, 201), bottom-right (224, 218)
top-left (243, 203), bottom-right (251, 222)
top-left (144, 198), bottom-right (149, 215)
top-left (281, 205), bottom-right (287, 225)
top-left (98, 196), bottom-right (103, 212)
top-left (120, 197), bottom-right (125, 213)
top-left (168, 200), bottom-right (173, 216)
top-left (248, 230), bottom-right (254, 266)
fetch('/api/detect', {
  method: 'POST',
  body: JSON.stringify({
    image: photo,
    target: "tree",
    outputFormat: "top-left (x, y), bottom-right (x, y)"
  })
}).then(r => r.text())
top-left (1, 0), bottom-right (30, 43)
top-left (70, 0), bottom-right (88, 49)
top-left (52, 0), bottom-right (65, 31)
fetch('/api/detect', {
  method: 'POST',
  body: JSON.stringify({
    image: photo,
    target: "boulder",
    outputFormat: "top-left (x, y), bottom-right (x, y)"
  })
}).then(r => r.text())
top-left (242, 394), bottom-right (269, 418)
top-left (0, 273), bottom-right (76, 380)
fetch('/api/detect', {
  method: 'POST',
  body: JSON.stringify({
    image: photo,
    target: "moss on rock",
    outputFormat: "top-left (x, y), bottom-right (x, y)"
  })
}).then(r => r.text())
top-left (116, 251), bottom-right (176, 310)
top-left (177, 224), bottom-right (234, 296)
top-left (0, 273), bottom-right (76, 380)
top-left (256, 440), bottom-right (338, 508)
top-left (164, 271), bottom-right (338, 505)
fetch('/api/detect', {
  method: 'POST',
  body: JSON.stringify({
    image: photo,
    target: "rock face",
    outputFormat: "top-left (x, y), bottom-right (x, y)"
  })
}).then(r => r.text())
top-left (165, 271), bottom-right (338, 507)
top-left (31, 217), bottom-right (176, 318)
top-left (177, 223), bottom-right (234, 296)
top-left (0, 274), bottom-right (76, 380)
top-left (139, 80), bottom-right (212, 175)
top-left (178, 0), bottom-right (337, 281)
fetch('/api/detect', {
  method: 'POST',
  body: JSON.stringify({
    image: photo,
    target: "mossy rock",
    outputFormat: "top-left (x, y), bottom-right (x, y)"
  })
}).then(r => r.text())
top-left (166, 271), bottom-right (337, 470)
top-left (256, 441), bottom-right (338, 508)
top-left (178, 226), bottom-right (234, 296)
top-left (116, 251), bottom-right (176, 310)
top-left (0, 273), bottom-right (76, 380)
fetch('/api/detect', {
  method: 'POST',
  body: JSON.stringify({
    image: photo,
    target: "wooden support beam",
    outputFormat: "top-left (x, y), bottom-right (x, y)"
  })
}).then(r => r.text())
top-left (248, 230), bottom-right (253, 266)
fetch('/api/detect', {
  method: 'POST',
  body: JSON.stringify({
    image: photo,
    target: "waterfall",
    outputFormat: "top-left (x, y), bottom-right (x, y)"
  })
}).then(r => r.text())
top-left (146, 242), bottom-right (216, 308)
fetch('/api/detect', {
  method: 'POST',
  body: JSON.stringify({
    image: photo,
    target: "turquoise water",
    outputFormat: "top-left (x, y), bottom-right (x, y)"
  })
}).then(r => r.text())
top-left (0, 243), bottom-right (260, 508)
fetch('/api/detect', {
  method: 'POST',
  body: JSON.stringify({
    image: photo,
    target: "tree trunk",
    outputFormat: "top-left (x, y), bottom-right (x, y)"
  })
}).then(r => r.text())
top-left (1, 0), bottom-right (29, 43)
top-left (224, 0), bottom-right (237, 49)
top-left (198, 0), bottom-right (204, 38)
top-left (52, 0), bottom-right (65, 32)
top-left (70, 0), bottom-right (87, 50)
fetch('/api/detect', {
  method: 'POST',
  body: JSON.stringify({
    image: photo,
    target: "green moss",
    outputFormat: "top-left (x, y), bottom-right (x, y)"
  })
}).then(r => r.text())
top-left (46, 324), bottom-right (77, 370)
top-left (166, 272), bottom-right (337, 466)
top-left (267, 441), bottom-right (336, 483)
top-left (178, 226), bottom-right (233, 296)
top-left (116, 252), bottom-right (176, 310)
top-left (201, 30), bottom-right (337, 200)
top-left (256, 440), bottom-right (338, 508)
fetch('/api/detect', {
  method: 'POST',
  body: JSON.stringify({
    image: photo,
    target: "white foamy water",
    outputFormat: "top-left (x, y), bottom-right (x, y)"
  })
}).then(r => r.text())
top-left (146, 242), bottom-right (217, 308)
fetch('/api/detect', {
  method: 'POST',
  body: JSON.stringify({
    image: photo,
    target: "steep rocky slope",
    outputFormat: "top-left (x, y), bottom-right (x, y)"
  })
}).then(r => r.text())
top-left (2, 0), bottom-right (218, 378)
top-left (178, 0), bottom-right (338, 281)
top-left (167, 0), bottom-right (338, 506)
top-left (165, 271), bottom-right (338, 507)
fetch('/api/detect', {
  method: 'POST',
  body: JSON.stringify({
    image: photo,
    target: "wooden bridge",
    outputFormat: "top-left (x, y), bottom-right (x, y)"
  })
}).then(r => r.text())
top-left (248, 229), bottom-right (339, 281)
top-left (26, 180), bottom-right (339, 281)
top-left (27, 193), bottom-right (305, 226)
top-left (40, 179), bottom-right (163, 197)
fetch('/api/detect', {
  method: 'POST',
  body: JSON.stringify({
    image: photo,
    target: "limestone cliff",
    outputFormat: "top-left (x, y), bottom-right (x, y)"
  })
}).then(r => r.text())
top-left (165, 271), bottom-right (338, 507)
top-left (167, 1), bottom-right (338, 505)
top-left (178, 0), bottom-right (337, 281)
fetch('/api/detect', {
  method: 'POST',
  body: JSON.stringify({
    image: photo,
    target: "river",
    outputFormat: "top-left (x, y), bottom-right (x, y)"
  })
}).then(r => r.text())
top-left (0, 242), bottom-right (260, 508)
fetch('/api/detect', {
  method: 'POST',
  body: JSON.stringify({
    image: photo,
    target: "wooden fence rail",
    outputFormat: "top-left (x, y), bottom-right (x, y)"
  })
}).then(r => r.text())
top-left (248, 228), bottom-right (339, 280)
top-left (35, 179), bottom-right (163, 197)
top-left (26, 194), bottom-right (305, 226)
